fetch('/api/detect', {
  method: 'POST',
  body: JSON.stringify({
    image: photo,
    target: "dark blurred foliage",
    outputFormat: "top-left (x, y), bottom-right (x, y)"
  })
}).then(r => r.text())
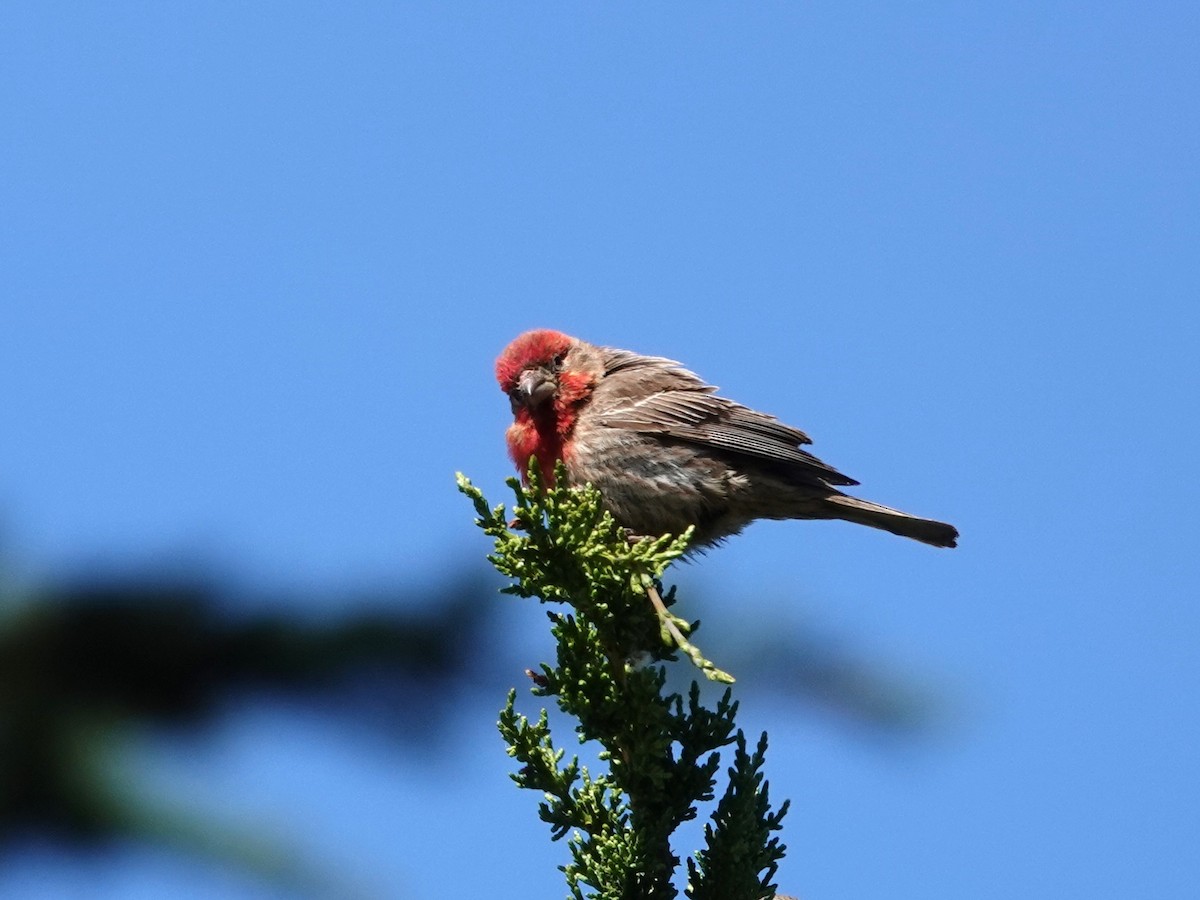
top-left (0, 554), bottom-right (941, 889)
top-left (0, 567), bottom-right (497, 887)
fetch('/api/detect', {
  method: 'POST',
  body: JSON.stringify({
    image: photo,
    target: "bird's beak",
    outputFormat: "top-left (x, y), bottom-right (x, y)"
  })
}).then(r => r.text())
top-left (515, 368), bottom-right (557, 408)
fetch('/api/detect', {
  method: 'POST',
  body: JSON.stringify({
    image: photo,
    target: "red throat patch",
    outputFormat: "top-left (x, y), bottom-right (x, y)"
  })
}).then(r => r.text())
top-left (506, 415), bottom-right (559, 486)
top-left (505, 374), bottom-right (590, 486)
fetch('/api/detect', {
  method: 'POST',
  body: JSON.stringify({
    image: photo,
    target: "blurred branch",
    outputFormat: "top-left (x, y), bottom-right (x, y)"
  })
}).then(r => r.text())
top-left (0, 568), bottom-right (496, 888)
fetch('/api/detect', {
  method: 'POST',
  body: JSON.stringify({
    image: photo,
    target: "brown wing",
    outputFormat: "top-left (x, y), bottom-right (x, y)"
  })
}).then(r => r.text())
top-left (590, 348), bottom-right (859, 487)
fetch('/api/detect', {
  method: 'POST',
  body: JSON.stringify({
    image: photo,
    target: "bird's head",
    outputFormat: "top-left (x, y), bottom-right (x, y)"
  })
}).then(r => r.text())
top-left (495, 329), bottom-right (601, 419)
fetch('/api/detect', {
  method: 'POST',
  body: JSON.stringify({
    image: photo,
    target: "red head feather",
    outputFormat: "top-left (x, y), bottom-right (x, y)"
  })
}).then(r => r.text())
top-left (496, 329), bottom-right (593, 485)
top-left (494, 329), bottom-right (573, 392)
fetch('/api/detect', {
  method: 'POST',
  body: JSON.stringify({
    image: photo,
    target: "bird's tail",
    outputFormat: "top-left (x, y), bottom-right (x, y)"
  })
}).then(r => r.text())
top-left (822, 494), bottom-right (959, 548)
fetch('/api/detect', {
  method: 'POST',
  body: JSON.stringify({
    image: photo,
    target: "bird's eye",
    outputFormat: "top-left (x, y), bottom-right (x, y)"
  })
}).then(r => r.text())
top-left (550, 352), bottom-right (567, 373)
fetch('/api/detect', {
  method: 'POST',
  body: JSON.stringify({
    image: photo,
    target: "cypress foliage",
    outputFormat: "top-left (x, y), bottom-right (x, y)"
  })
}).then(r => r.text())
top-left (458, 465), bottom-right (789, 900)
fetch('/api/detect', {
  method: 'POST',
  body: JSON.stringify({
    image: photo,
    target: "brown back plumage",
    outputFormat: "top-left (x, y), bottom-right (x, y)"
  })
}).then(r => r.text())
top-left (589, 347), bottom-right (859, 488)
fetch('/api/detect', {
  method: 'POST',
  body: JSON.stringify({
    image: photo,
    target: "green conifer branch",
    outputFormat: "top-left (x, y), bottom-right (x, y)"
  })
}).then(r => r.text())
top-left (458, 465), bottom-right (789, 899)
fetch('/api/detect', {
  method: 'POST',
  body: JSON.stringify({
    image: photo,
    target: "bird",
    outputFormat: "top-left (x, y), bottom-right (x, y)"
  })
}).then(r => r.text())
top-left (495, 329), bottom-right (958, 550)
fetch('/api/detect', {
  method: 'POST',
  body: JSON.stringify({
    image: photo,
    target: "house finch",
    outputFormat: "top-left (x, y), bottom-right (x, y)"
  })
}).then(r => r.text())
top-left (495, 329), bottom-right (958, 549)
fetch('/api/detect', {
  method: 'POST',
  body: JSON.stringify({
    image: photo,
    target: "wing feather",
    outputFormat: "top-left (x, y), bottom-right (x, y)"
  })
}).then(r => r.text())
top-left (591, 348), bottom-right (859, 487)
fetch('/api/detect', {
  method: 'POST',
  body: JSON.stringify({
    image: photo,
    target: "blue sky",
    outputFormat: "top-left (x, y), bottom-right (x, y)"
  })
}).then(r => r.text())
top-left (2, 3), bottom-right (1198, 898)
